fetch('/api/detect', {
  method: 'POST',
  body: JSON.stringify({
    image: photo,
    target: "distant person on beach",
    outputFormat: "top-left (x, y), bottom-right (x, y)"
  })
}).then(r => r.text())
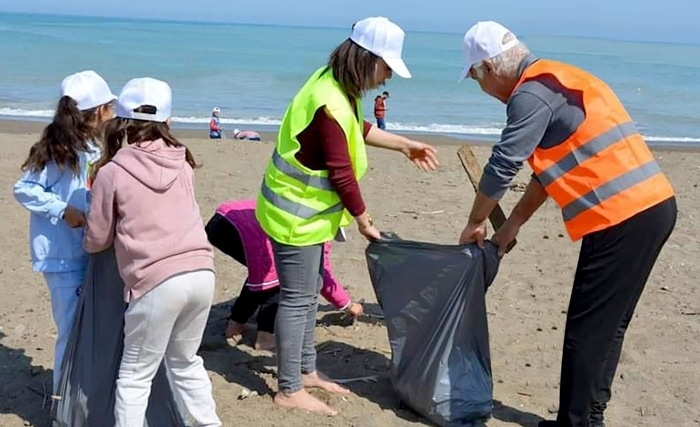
top-left (373, 90), bottom-right (389, 129)
top-left (13, 70), bottom-right (116, 394)
top-left (232, 128), bottom-right (262, 141)
top-left (210, 106), bottom-right (223, 139)
top-left (255, 16), bottom-right (438, 416)
top-left (85, 77), bottom-right (221, 426)
top-left (204, 199), bottom-right (363, 351)
top-left (457, 21), bottom-right (677, 427)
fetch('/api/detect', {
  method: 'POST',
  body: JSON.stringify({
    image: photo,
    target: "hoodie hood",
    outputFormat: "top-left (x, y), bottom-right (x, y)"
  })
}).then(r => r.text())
top-left (112, 138), bottom-right (186, 191)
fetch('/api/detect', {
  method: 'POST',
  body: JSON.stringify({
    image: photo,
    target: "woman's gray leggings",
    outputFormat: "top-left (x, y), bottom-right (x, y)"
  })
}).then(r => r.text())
top-left (271, 241), bottom-right (324, 394)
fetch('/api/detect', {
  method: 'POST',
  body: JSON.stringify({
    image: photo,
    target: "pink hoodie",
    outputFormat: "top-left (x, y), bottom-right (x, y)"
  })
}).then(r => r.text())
top-left (84, 139), bottom-right (214, 302)
top-left (216, 199), bottom-right (351, 310)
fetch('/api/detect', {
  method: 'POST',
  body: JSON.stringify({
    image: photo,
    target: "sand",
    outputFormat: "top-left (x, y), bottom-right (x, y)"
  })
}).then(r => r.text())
top-left (0, 119), bottom-right (698, 427)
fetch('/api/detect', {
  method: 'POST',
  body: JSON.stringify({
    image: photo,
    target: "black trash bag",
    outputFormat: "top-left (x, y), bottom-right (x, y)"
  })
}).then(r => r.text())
top-left (365, 232), bottom-right (500, 427)
top-left (52, 247), bottom-right (187, 427)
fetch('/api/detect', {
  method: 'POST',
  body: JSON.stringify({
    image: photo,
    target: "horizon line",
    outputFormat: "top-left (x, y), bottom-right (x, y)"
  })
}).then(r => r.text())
top-left (1, 10), bottom-right (698, 46)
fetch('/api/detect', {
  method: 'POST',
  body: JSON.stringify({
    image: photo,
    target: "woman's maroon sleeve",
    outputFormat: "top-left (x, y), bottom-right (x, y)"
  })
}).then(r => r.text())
top-left (316, 108), bottom-right (366, 217)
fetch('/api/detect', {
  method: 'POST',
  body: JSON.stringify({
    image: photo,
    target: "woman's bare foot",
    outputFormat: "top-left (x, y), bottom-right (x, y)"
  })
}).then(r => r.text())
top-left (225, 320), bottom-right (246, 346)
top-left (274, 389), bottom-right (337, 416)
top-left (302, 371), bottom-right (350, 395)
top-left (254, 331), bottom-right (276, 351)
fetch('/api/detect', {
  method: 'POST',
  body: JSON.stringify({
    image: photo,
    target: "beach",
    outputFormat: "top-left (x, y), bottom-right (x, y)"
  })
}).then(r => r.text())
top-left (0, 122), bottom-right (698, 427)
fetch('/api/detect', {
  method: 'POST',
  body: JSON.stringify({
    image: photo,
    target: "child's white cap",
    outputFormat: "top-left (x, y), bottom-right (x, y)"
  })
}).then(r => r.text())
top-left (212, 106), bottom-right (221, 113)
top-left (116, 77), bottom-right (172, 122)
top-left (60, 70), bottom-right (117, 111)
top-left (350, 16), bottom-right (411, 79)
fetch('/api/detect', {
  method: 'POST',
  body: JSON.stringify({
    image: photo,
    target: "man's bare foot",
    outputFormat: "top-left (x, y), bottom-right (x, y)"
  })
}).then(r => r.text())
top-left (254, 331), bottom-right (276, 351)
top-left (274, 389), bottom-right (337, 416)
top-left (302, 371), bottom-right (350, 395)
top-left (224, 320), bottom-right (246, 346)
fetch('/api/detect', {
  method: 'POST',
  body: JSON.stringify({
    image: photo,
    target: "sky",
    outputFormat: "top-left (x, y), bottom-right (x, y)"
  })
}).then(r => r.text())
top-left (2, 0), bottom-right (700, 44)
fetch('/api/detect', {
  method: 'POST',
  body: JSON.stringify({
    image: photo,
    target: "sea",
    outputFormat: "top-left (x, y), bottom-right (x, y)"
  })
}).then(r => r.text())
top-left (2, 12), bottom-right (700, 146)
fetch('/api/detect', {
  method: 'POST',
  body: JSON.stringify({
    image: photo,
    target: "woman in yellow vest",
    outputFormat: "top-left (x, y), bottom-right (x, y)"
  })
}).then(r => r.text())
top-left (255, 16), bottom-right (438, 415)
top-left (457, 21), bottom-right (676, 427)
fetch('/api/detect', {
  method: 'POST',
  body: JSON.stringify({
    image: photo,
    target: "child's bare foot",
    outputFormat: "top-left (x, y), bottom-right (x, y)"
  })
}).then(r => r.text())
top-left (274, 389), bottom-right (337, 416)
top-left (254, 331), bottom-right (276, 351)
top-left (225, 320), bottom-right (246, 345)
top-left (302, 371), bottom-right (350, 395)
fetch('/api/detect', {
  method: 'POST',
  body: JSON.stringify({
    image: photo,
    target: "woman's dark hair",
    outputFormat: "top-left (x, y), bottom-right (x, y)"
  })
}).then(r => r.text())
top-left (92, 105), bottom-right (198, 181)
top-left (21, 96), bottom-right (101, 174)
top-left (328, 39), bottom-right (382, 99)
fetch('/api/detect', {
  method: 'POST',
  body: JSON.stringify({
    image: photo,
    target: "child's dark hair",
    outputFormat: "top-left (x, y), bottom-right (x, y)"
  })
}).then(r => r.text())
top-left (21, 96), bottom-right (101, 174)
top-left (92, 105), bottom-right (198, 181)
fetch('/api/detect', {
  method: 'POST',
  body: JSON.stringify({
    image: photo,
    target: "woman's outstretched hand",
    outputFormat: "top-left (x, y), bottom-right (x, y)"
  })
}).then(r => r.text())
top-left (401, 139), bottom-right (439, 172)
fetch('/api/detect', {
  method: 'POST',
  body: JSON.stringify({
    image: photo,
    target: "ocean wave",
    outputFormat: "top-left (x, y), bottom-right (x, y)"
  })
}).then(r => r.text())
top-left (0, 107), bottom-right (54, 118)
top-left (383, 122), bottom-right (503, 136)
top-left (1, 107), bottom-right (698, 144)
top-left (644, 136), bottom-right (700, 143)
top-left (172, 116), bottom-right (504, 136)
top-left (176, 118), bottom-right (505, 136)
top-left (171, 116), bottom-right (282, 126)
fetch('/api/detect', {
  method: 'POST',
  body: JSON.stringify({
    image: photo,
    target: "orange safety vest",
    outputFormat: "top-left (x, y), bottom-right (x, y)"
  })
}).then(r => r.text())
top-left (514, 59), bottom-right (675, 241)
top-left (374, 97), bottom-right (386, 119)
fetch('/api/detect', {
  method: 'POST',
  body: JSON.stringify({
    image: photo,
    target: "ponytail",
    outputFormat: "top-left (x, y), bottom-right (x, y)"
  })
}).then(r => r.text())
top-left (21, 96), bottom-right (92, 174)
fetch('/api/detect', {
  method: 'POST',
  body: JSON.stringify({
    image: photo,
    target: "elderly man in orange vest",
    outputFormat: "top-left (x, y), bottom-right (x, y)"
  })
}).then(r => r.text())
top-left (457, 21), bottom-right (677, 427)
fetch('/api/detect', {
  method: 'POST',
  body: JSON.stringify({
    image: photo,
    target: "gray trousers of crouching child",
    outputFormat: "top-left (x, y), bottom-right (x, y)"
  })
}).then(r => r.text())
top-left (271, 241), bottom-right (324, 394)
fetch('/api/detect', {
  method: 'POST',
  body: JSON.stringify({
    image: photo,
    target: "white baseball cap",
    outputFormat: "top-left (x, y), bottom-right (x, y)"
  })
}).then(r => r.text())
top-left (350, 16), bottom-right (411, 79)
top-left (116, 77), bottom-right (172, 122)
top-left (212, 106), bottom-right (220, 113)
top-left (458, 21), bottom-right (520, 82)
top-left (60, 70), bottom-right (117, 111)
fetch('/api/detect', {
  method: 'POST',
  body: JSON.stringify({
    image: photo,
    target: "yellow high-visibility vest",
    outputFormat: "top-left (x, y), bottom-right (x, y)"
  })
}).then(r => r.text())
top-left (255, 66), bottom-right (368, 246)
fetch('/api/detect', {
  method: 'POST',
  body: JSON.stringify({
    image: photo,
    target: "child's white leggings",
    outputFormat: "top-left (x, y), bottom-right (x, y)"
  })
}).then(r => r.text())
top-left (114, 269), bottom-right (221, 427)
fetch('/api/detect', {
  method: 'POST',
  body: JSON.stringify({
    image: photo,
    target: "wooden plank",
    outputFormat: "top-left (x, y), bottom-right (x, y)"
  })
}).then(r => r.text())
top-left (457, 145), bottom-right (517, 252)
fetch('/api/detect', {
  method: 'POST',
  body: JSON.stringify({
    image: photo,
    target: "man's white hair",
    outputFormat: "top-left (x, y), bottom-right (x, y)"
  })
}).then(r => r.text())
top-left (474, 41), bottom-right (530, 79)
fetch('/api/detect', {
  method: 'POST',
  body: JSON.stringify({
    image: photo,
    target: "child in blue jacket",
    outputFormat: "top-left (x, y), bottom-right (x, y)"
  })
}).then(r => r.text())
top-left (13, 70), bottom-right (116, 393)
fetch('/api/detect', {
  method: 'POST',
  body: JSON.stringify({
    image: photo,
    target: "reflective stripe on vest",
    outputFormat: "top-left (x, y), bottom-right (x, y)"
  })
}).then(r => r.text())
top-left (271, 150), bottom-right (333, 191)
top-left (259, 180), bottom-right (344, 220)
top-left (561, 160), bottom-right (661, 221)
top-left (537, 121), bottom-right (637, 187)
top-left (517, 59), bottom-right (674, 241)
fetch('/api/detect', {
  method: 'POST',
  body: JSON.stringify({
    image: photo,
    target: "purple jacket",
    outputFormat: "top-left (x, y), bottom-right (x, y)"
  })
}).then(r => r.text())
top-left (216, 199), bottom-right (351, 310)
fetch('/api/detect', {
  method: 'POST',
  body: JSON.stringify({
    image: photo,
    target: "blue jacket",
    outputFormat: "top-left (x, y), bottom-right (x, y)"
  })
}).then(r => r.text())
top-left (13, 142), bottom-right (101, 273)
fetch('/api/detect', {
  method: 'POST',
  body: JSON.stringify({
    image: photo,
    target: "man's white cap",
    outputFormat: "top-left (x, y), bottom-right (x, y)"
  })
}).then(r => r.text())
top-left (60, 70), bottom-right (117, 111)
top-left (116, 77), bottom-right (172, 122)
top-left (458, 21), bottom-right (520, 82)
top-left (212, 106), bottom-right (220, 113)
top-left (350, 16), bottom-right (411, 79)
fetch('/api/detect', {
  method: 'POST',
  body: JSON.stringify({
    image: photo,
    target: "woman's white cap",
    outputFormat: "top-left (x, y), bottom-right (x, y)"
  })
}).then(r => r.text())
top-left (116, 77), bottom-right (172, 122)
top-left (60, 70), bottom-right (117, 111)
top-left (350, 16), bottom-right (411, 79)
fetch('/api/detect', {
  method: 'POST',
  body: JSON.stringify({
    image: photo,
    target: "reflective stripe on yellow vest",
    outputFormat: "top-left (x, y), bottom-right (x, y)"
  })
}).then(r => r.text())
top-left (255, 66), bottom-right (368, 246)
top-left (516, 59), bottom-right (675, 241)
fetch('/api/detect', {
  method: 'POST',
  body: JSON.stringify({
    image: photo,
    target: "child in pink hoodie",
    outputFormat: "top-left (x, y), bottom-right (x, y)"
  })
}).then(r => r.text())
top-left (84, 78), bottom-right (221, 427)
top-left (205, 199), bottom-right (363, 351)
